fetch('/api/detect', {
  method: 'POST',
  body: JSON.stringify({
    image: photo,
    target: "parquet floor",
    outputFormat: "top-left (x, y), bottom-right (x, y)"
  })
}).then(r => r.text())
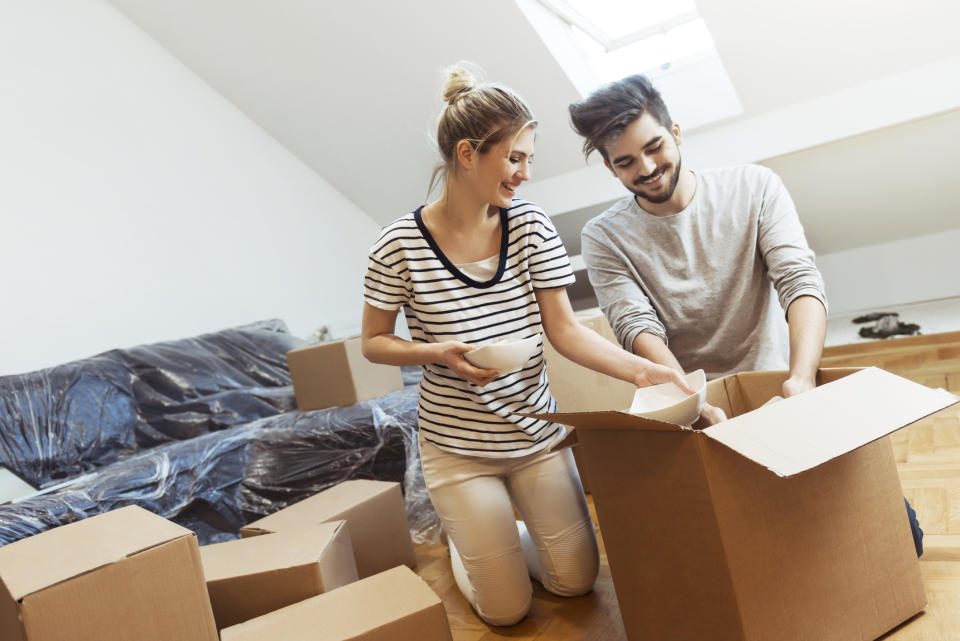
top-left (413, 331), bottom-right (960, 641)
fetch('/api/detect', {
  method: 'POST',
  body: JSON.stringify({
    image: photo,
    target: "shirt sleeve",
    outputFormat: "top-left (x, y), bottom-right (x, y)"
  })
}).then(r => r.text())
top-left (527, 210), bottom-right (575, 289)
top-left (756, 170), bottom-right (829, 316)
top-left (581, 227), bottom-right (668, 350)
top-left (363, 239), bottom-right (412, 311)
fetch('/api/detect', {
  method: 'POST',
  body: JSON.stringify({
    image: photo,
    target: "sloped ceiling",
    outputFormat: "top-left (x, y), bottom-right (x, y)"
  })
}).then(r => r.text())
top-left (696, 0), bottom-right (960, 116)
top-left (105, 0), bottom-right (587, 224)
top-left (106, 0), bottom-right (960, 254)
top-left (760, 108), bottom-right (960, 255)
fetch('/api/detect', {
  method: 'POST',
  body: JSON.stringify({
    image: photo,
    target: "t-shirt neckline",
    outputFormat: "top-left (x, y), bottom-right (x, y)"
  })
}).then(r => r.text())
top-left (413, 206), bottom-right (508, 289)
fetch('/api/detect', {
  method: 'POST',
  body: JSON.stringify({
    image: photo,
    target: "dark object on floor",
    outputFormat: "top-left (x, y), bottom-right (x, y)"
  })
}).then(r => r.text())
top-left (905, 497), bottom-right (924, 557)
top-left (852, 311), bottom-right (900, 323)
top-left (852, 312), bottom-right (921, 339)
top-left (0, 320), bottom-right (437, 546)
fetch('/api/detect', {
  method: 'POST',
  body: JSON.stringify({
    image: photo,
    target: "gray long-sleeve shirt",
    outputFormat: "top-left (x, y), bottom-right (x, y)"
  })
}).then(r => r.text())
top-left (581, 164), bottom-right (826, 380)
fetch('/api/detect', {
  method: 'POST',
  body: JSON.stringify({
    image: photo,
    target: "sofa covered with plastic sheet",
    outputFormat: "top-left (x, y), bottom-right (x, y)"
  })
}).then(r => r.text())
top-left (0, 319), bottom-right (437, 545)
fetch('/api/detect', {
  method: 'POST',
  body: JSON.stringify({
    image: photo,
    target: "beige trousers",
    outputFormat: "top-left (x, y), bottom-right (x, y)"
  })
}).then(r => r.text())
top-left (418, 436), bottom-right (599, 626)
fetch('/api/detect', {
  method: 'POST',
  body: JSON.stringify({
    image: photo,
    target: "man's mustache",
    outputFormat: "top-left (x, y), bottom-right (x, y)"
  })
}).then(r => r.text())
top-left (634, 165), bottom-right (669, 186)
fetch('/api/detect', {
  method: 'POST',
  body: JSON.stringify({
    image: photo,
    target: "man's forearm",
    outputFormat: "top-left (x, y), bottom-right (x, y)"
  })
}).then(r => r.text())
top-left (632, 331), bottom-right (684, 373)
top-left (784, 295), bottom-right (827, 395)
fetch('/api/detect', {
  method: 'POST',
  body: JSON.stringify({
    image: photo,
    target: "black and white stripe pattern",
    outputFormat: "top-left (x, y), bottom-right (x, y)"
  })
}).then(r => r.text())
top-left (364, 200), bottom-right (575, 458)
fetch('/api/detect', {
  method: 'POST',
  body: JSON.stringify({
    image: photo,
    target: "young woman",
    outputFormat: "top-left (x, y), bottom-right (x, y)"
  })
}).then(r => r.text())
top-left (361, 64), bottom-right (693, 626)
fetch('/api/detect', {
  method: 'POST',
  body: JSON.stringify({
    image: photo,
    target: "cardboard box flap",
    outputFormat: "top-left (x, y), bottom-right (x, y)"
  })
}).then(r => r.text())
top-left (245, 480), bottom-right (394, 532)
top-left (703, 367), bottom-right (959, 477)
top-left (201, 522), bottom-right (347, 581)
top-left (524, 411), bottom-right (690, 433)
top-left (221, 566), bottom-right (441, 640)
top-left (0, 505), bottom-right (190, 600)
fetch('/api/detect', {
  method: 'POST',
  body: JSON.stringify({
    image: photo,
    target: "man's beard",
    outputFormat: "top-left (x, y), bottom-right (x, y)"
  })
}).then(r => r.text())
top-left (630, 153), bottom-right (682, 205)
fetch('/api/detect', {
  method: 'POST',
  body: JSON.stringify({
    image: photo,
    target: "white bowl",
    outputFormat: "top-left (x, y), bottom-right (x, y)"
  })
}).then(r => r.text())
top-left (463, 334), bottom-right (540, 373)
top-left (628, 369), bottom-right (707, 426)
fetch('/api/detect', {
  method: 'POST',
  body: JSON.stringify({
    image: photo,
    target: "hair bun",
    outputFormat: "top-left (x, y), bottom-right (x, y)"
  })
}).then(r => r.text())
top-left (441, 64), bottom-right (480, 104)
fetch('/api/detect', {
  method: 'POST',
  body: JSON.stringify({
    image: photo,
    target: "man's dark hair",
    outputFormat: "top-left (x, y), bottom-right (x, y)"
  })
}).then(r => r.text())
top-left (568, 75), bottom-right (673, 161)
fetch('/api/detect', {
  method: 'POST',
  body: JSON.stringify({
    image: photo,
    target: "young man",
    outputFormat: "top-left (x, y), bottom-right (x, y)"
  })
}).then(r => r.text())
top-left (569, 75), bottom-right (828, 424)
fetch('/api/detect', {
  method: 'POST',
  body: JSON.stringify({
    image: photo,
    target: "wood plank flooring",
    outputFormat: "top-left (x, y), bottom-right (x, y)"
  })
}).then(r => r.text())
top-left (413, 332), bottom-right (960, 640)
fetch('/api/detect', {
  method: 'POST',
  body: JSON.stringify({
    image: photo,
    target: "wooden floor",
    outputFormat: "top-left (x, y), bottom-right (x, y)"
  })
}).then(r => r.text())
top-left (413, 330), bottom-right (960, 641)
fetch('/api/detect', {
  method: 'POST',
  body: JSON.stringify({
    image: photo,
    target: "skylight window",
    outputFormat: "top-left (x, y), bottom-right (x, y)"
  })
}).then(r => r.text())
top-left (516, 0), bottom-right (743, 131)
top-left (543, 0), bottom-right (700, 51)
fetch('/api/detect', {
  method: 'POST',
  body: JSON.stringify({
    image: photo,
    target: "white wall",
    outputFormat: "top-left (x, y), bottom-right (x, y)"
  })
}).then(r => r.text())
top-left (0, 0), bottom-right (382, 376)
top-left (817, 229), bottom-right (960, 317)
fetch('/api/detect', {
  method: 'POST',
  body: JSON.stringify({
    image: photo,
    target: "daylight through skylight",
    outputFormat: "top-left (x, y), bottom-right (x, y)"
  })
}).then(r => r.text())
top-left (517, 0), bottom-right (743, 131)
top-left (550, 0), bottom-right (699, 50)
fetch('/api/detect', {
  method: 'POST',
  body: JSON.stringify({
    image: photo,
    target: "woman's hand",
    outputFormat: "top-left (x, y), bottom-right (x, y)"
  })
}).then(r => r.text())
top-left (632, 361), bottom-right (695, 394)
top-left (435, 341), bottom-right (501, 387)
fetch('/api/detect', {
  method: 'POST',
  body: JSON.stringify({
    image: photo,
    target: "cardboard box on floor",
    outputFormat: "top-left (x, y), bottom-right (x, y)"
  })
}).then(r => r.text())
top-left (240, 479), bottom-right (416, 579)
top-left (221, 565), bottom-right (452, 641)
top-left (0, 505), bottom-right (217, 641)
top-left (543, 308), bottom-right (635, 491)
top-left (201, 521), bottom-right (359, 631)
top-left (533, 367), bottom-right (960, 641)
top-left (286, 337), bottom-right (403, 411)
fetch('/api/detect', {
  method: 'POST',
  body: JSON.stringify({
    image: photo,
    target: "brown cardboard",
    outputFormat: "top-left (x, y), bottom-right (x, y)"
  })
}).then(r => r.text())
top-left (241, 479), bottom-right (416, 578)
top-left (0, 505), bottom-right (218, 641)
top-left (201, 521), bottom-right (359, 630)
top-left (543, 308), bottom-right (636, 413)
top-left (533, 367), bottom-right (959, 641)
top-left (286, 337), bottom-right (403, 411)
top-left (543, 308), bottom-right (634, 491)
top-left (221, 565), bottom-right (452, 641)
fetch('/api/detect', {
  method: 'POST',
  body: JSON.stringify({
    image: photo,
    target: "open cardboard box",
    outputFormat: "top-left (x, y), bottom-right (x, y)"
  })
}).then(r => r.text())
top-left (200, 521), bottom-right (359, 631)
top-left (531, 367), bottom-right (959, 641)
top-left (220, 566), bottom-right (452, 641)
top-left (240, 480), bottom-right (416, 579)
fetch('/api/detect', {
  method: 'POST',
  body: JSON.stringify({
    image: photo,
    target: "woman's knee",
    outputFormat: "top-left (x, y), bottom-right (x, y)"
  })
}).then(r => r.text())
top-left (461, 546), bottom-right (534, 626)
top-left (541, 556), bottom-right (599, 597)
top-left (539, 520), bottom-right (600, 597)
top-left (476, 589), bottom-right (533, 626)
top-left (472, 565), bottom-right (533, 625)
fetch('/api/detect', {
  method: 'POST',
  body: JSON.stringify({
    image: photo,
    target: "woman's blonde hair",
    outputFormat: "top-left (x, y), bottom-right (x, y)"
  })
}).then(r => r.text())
top-left (428, 62), bottom-right (537, 196)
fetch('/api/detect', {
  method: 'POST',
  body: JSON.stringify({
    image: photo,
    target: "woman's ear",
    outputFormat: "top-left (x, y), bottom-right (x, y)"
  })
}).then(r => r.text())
top-left (455, 139), bottom-right (475, 170)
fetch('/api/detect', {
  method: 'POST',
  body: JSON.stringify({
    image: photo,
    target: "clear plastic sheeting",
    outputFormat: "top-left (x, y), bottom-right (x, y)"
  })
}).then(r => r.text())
top-left (0, 319), bottom-right (304, 486)
top-left (0, 321), bottom-right (439, 547)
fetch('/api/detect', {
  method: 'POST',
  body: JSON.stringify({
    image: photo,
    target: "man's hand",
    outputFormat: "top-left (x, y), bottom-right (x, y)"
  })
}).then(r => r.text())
top-left (434, 341), bottom-right (501, 387)
top-left (782, 376), bottom-right (815, 398)
top-left (697, 402), bottom-right (727, 426)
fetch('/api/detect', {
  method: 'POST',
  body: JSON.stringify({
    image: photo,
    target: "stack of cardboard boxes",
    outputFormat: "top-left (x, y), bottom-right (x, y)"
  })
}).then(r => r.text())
top-left (0, 480), bottom-right (452, 641)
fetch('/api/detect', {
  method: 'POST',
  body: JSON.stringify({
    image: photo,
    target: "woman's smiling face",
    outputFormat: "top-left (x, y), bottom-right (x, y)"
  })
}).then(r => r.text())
top-left (473, 125), bottom-right (535, 208)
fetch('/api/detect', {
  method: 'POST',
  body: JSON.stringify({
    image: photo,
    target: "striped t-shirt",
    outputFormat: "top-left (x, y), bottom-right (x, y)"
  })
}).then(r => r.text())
top-left (363, 200), bottom-right (575, 458)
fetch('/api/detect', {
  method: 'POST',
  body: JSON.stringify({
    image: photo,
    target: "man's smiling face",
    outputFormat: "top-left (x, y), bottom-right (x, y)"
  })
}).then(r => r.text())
top-left (603, 112), bottom-right (683, 205)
